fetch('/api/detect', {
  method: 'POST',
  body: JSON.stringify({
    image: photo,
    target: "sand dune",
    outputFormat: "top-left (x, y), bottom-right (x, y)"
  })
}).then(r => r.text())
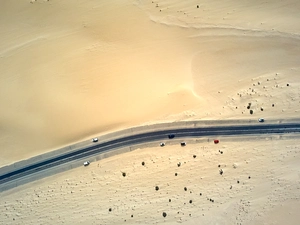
top-left (0, 0), bottom-right (300, 224)
top-left (1, 0), bottom-right (300, 165)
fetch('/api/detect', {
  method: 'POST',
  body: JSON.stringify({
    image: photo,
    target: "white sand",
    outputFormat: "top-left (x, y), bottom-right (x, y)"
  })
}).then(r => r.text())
top-left (1, 137), bottom-right (299, 224)
top-left (0, 0), bottom-right (300, 224)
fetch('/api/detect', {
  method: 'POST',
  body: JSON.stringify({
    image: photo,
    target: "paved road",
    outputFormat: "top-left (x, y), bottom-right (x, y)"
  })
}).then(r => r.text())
top-left (1, 122), bottom-right (300, 190)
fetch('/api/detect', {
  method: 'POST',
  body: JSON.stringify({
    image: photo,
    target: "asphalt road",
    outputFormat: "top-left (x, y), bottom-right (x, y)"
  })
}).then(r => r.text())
top-left (1, 122), bottom-right (300, 189)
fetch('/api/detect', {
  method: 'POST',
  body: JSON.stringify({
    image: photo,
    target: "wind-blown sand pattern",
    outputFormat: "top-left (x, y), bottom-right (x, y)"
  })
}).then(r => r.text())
top-left (0, 0), bottom-right (300, 224)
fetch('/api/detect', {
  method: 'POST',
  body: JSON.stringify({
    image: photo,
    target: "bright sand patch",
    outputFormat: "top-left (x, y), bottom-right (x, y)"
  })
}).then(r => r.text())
top-left (1, 137), bottom-right (299, 224)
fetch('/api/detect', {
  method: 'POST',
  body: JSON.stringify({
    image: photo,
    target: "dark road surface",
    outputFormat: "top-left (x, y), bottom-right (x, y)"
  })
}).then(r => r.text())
top-left (1, 122), bottom-right (300, 188)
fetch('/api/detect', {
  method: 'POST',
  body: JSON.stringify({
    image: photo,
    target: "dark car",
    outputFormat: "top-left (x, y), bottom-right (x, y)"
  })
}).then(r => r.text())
top-left (180, 142), bottom-right (186, 146)
top-left (168, 134), bottom-right (175, 139)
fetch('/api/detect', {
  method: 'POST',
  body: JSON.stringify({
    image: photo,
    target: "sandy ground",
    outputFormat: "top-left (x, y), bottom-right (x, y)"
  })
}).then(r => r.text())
top-left (1, 136), bottom-right (300, 224)
top-left (1, 0), bottom-right (300, 224)
top-left (1, 0), bottom-right (300, 166)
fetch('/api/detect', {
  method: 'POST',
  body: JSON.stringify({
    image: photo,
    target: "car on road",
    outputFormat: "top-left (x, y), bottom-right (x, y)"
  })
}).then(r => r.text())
top-left (160, 142), bottom-right (165, 147)
top-left (83, 161), bottom-right (90, 166)
top-left (92, 138), bottom-right (98, 142)
top-left (180, 142), bottom-right (186, 146)
top-left (258, 118), bottom-right (264, 122)
top-left (168, 134), bottom-right (175, 139)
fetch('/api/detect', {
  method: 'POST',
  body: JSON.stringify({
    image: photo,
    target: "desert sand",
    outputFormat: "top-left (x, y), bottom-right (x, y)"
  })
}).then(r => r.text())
top-left (0, 0), bottom-right (300, 224)
top-left (1, 136), bottom-right (300, 224)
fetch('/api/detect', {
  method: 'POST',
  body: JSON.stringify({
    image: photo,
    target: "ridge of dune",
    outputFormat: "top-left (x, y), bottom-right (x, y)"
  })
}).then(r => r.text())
top-left (0, 0), bottom-right (300, 165)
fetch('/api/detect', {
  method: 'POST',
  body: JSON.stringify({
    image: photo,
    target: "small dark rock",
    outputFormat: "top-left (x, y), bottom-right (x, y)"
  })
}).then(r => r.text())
top-left (184, 187), bottom-right (187, 191)
top-left (141, 162), bottom-right (145, 166)
top-left (193, 155), bottom-right (197, 158)
top-left (175, 173), bottom-right (178, 176)
top-left (189, 200), bottom-right (192, 204)
top-left (122, 172), bottom-right (126, 177)
top-left (219, 169), bottom-right (223, 175)
top-left (162, 212), bottom-right (167, 217)
top-left (155, 186), bottom-right (159, 191)
top-left (109, 208), bottom-right (112, 212)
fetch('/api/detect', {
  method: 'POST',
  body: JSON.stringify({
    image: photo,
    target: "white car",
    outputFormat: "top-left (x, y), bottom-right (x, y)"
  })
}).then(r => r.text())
top-left (258, 118), bottom-right (264, 122)
top-left (83, 161), bottom-right (90, 166)
top-left (92, 138), bottom-right (98, 142)
top-left (160, 142), bottom-right (165, 147)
